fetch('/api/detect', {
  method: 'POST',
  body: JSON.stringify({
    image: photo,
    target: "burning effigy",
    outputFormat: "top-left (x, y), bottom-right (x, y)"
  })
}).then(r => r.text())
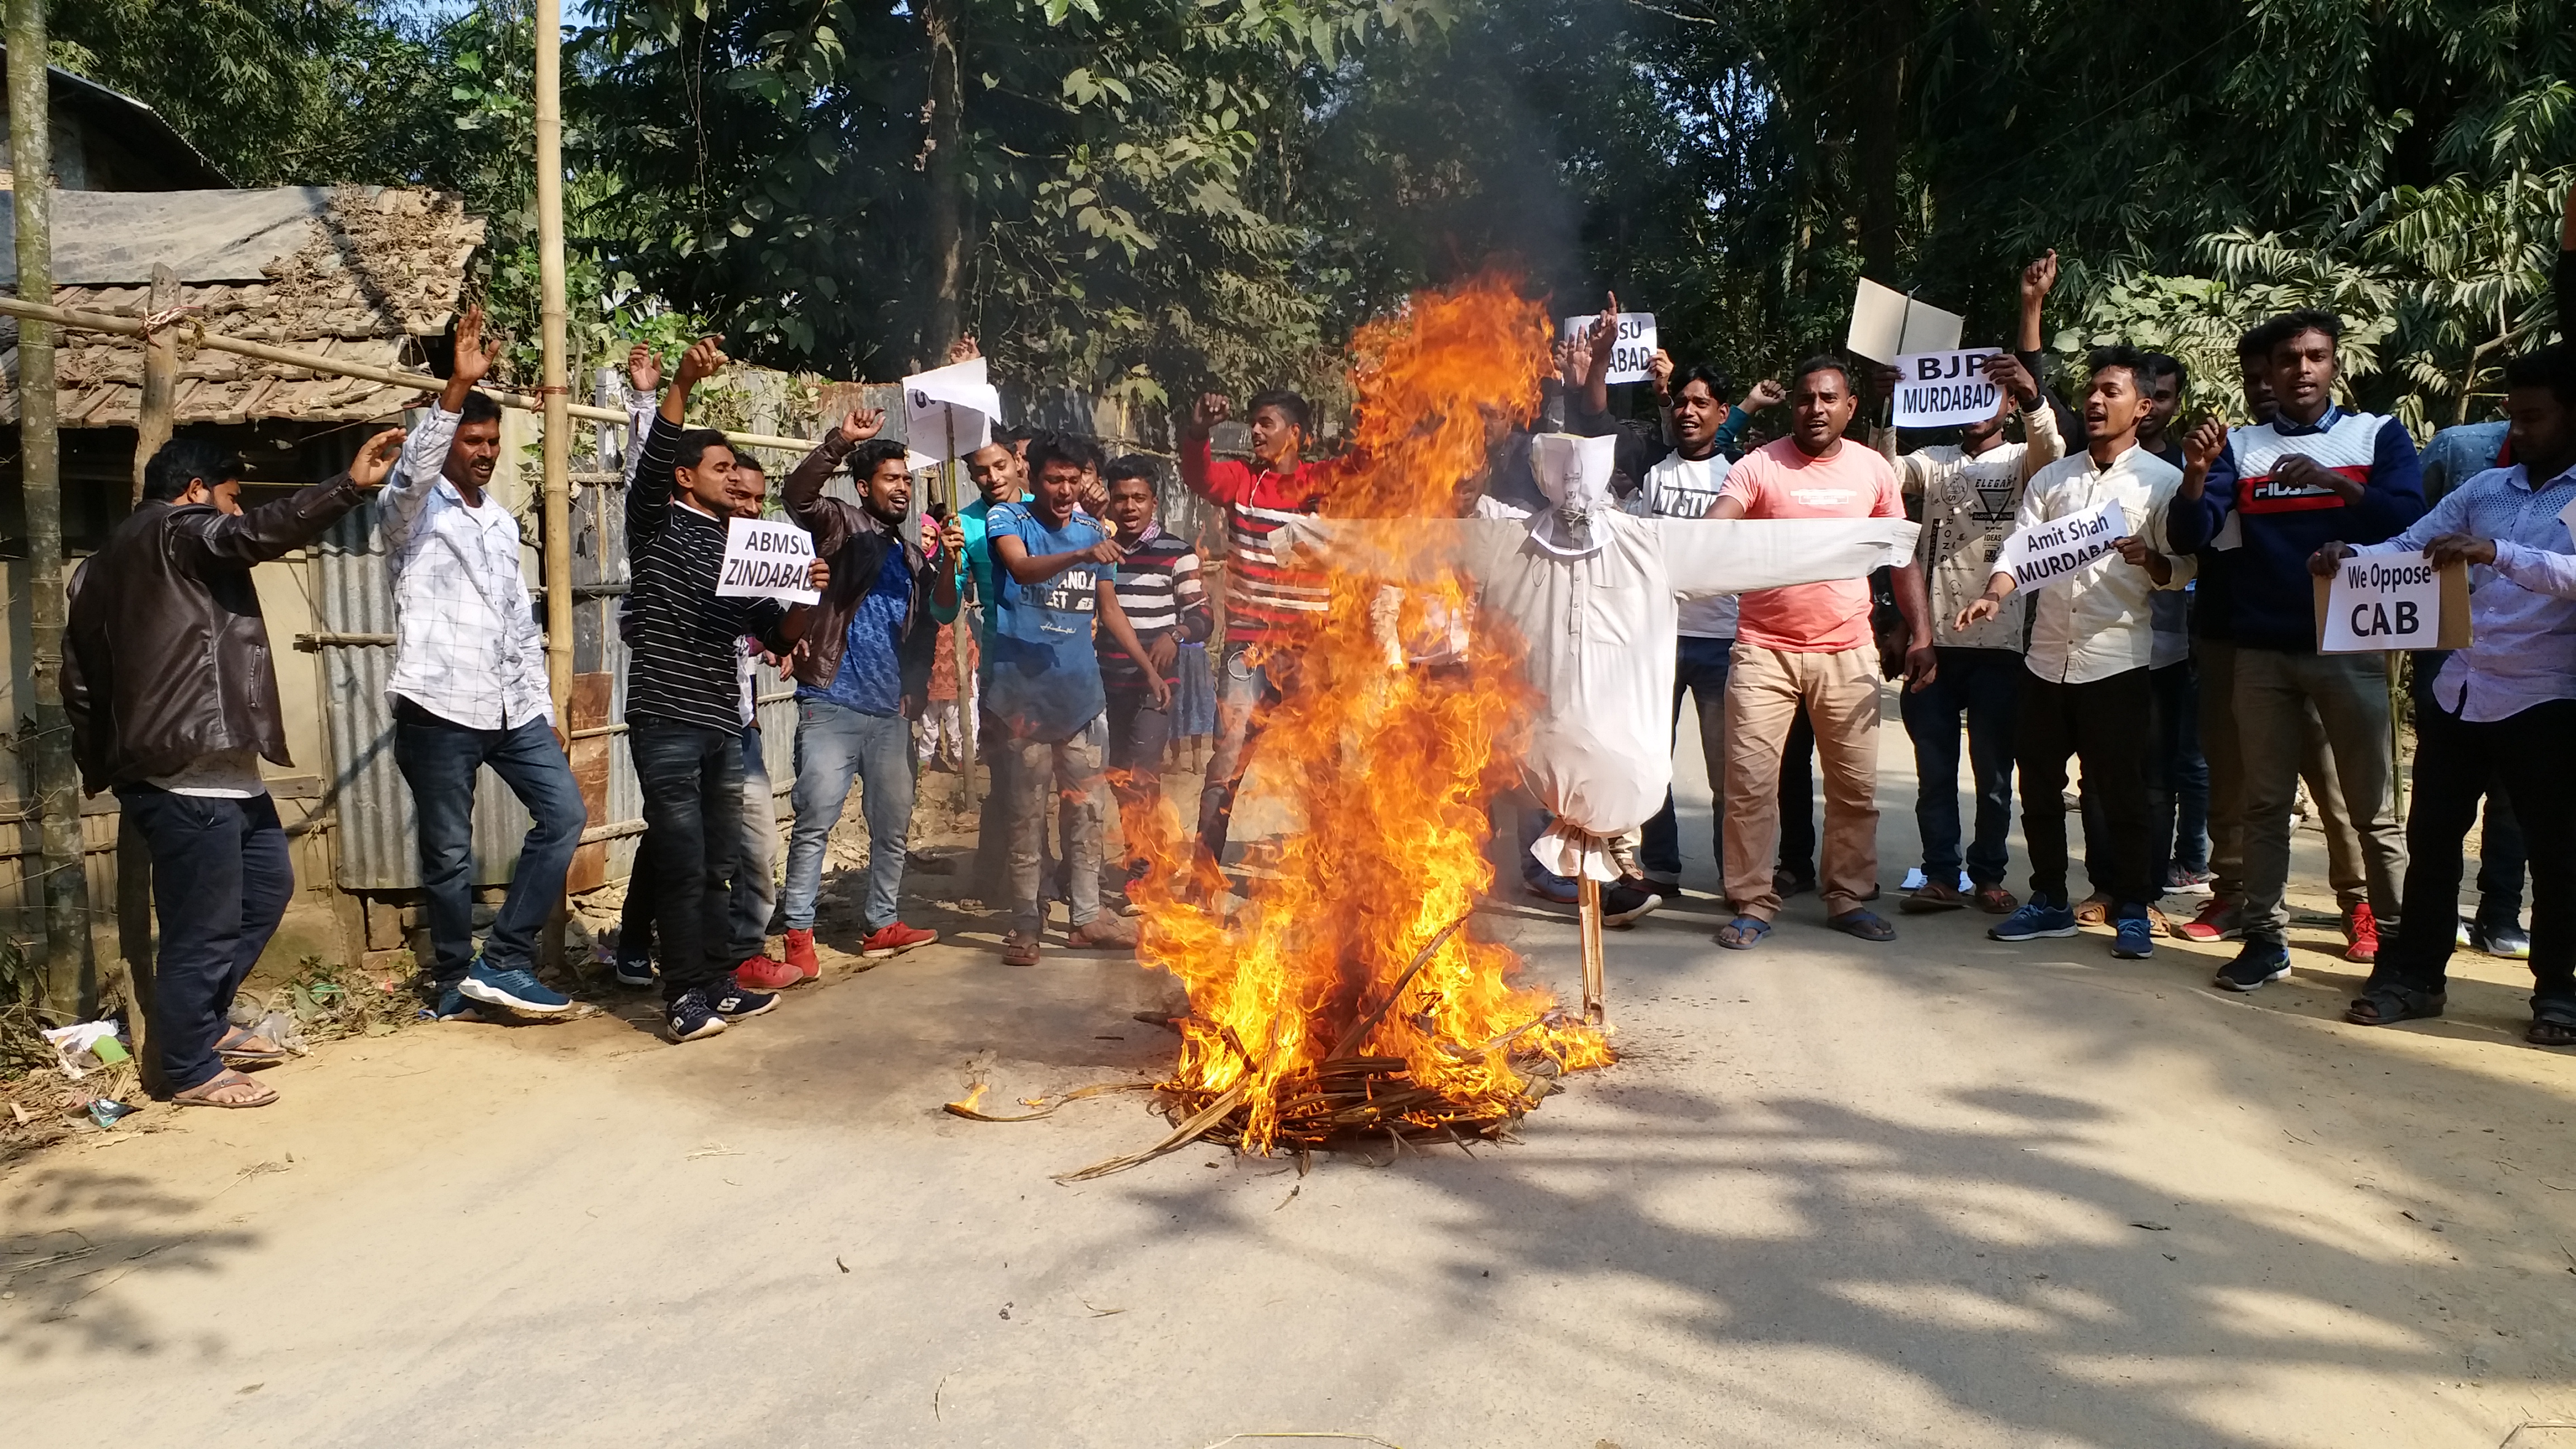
top-left (1062, 274), bottom-right (1606, 1177)
top-left (1064, 272), bottom-right (1919, 1178)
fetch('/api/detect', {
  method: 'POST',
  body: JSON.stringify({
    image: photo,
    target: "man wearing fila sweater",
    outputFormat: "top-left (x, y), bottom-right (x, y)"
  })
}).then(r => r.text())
top-left (2169, 310), bottom-right (2425, 993)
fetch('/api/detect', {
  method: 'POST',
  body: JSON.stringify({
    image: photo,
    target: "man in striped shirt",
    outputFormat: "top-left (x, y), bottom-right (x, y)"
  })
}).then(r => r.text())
top-left (1180, 387), bottom-right (1325, 872)
top-left (1098, 455), bottom-right (1213, 874)
top-left (627, 337), bottom-right (829, 1043)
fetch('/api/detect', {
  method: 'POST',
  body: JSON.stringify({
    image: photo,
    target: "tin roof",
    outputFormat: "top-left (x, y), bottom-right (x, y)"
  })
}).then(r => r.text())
top-left (0, 184), bottom-right (484, 426)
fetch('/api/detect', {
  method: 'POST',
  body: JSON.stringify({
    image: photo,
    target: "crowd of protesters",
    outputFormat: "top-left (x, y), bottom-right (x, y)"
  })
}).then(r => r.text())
top-left (59, 190), bottom-right (2576, 1106)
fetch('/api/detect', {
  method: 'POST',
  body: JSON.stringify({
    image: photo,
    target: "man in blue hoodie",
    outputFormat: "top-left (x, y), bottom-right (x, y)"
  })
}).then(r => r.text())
top-left (2170, 310), bottom-right (2423, 992)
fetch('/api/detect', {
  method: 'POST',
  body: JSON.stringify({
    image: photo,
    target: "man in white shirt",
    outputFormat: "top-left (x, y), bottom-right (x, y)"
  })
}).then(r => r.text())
top-left (382, 306), bottom-right (587, 1022)
top-left (1957, 345), bottom-right (2195, 960)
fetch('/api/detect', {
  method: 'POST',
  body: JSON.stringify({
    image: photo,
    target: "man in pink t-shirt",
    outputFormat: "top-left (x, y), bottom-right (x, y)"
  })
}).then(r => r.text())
top-left (1707, 357), bottom-right (1934, 947)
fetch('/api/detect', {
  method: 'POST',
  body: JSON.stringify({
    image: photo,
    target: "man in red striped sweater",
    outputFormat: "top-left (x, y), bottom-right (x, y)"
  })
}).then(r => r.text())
top-left (1181, 388), bottom-right (1327, 870)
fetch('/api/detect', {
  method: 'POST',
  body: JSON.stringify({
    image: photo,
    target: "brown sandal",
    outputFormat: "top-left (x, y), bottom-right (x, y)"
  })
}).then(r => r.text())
top-left (1002, 931), bottom-right (1043, 967)
top-left (173, 1068), bottom-right (278, 1109)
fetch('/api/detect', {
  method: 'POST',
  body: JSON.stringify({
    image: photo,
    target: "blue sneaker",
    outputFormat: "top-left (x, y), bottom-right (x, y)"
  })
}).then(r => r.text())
top-left (425, 983), bottom-right (483, 1022)
top-left (665, 988), bottom-right (727, 1043)
top-left (457, 958), bottom-right (575, 1016)
top-left (2112, 916), bottom-right (2156, 959)
top-left (1523, 870), bottom-right (1579, 906)
top-left (612, 953), bottom-right (656, 989)
top-left (705, 975), bottom-right (779, 1022)
top-left (1989, 898), bottom-right (2078, 942)
top-left (2214, 940), bottom-right (2292, 992)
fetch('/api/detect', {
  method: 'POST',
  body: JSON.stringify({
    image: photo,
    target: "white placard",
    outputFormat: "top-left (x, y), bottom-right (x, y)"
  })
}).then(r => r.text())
top-left (2321, 550), bottom-right (2442, 652)
top-left (1991, 497), bottom-right (2129, 594)
top-left (1846, 278), bottom-right (1963, 363)
top-left (716, 517), bottom-right (820, 605)
top-left (1892, 348), bottom-right (2005, 428)
top-left (902, 356), bottom-right (1001, 469)
top-left (1560, 311), bottom-right (1660, 385)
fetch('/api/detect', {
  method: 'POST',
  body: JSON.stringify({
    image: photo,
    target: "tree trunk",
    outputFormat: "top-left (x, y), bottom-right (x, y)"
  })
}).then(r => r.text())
top-left (922, 0), bottom-right (966, 361)
top-left (8, 0), bottom-right (97, 1018)
top-left (1850, 0), bottom-right (1914, 280)
top-left (131, 263), bottom-right (178, 504)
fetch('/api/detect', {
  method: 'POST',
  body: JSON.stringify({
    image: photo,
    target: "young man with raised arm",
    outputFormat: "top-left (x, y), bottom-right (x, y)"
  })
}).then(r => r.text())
top-left (776, 413), bottom-right (960, 975)
top-left (1877, 253), bottom-right (2063, 916)
top-left (1179, 387), bottom-right (1327, 874)
top-left (68, 430), bottom-right (406, 1107)
top-left (380, 305), bottom-right (589, 1022)
top-left (628, 337), bottom-right (828, 1042)
top-left (2167, 311), bottom-right (2423, 992)
top-left (1959, 347), bottom-right (2195, 960)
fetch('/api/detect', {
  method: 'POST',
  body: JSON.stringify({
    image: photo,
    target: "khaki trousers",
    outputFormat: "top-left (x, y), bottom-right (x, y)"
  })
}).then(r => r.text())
top-left (1724, 644), bottom-right (1883, 919)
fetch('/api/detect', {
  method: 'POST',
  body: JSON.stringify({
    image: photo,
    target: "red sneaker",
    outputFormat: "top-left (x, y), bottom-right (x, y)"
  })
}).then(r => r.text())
top-left (735, 953), bottom-right (803, 991)
top-left (2175, 897), bottom-right (2241, 943)
top-left (860, 921), bottom-right (938, 959)
top-left (2343, 903), bottom-right (2380, 964)
top-left (784, 927), bottom-right (821, 981)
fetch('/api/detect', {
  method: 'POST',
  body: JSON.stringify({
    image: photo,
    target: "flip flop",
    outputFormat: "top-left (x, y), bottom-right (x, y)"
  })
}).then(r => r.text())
top-left (173, 1068), bottom-right (278, 1110)
top-left (1713, 915), bottom-right (1772, 951)
top-left (216, 1026), bottom-right (288, 1066)
top-left (1827, 909), bottom-right (1897, 943)
top-left (2528, 1003), bottom-right (2576, 1048)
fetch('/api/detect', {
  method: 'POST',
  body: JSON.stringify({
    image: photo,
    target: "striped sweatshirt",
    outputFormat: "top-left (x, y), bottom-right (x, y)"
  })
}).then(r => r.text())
top-left (1180, 435), bottom-right (1327, 644)
top-left (1098, 523), bottom-right (1213, 692)
top-left (626, 411), bottom-right (791, 733)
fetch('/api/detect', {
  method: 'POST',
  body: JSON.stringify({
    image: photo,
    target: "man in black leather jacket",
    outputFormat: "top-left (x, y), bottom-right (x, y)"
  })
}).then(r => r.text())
top-left (65, 429), bottom-right (402, 1108)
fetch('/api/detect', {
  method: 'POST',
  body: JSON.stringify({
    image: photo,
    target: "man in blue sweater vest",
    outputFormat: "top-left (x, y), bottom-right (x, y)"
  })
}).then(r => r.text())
top-left (2170, 310), bottom-right (2424, 993)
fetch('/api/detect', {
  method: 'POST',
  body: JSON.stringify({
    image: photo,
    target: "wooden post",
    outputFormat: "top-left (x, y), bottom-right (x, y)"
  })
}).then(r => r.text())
top-left (9, 0), bottom-right (96, 1018)
top-left (921, 0), bottom-right (965, 360)
top-left (114, 818), bottom-right (160, 1096)
top-left (130, 263), bottom-right (179, 504)
top-left (1576, 874), bottom-right (1606, 1026)
top-left (534, 0), bottom-right (575, 971)
top-left (948, 409), bottom-right (977, 810)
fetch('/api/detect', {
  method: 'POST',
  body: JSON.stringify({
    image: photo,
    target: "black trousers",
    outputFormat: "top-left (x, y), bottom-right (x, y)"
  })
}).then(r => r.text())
top-left (2017, 667), bottom-right (2154, 916)
top-left (629, 715), bottom-right (745, 1000)
top-left (2378, 696), bottom-right (2576, 1007)
top-left (116, 788), bottom-right (295, 1092)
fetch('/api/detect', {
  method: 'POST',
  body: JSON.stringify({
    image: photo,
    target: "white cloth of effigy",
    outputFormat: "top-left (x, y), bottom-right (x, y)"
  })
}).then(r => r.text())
top-left (1280, 434), bottom-right (1919, 882)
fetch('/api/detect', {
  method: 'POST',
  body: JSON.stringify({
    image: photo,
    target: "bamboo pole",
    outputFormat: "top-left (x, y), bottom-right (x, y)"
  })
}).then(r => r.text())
top-left (1577, 873), bottom-right (1606, 1025)
top-left (533, 0), bottom-right (574, 973)
top-left (0, 293), bottom-right (820, 455)
top-left (9, 1), bottom-right (96, 1018)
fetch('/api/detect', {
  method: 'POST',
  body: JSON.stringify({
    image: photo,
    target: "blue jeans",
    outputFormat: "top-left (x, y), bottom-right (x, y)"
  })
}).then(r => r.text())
top-left (782, 697), bottom-right (916, 934)
top-left (630, 715), bottom-right (745, 998)
top-left (1197, 640), bottom-right (1281, 864)
top-left (622, 726), bottom-right (775, 963)
top-left (391, 699), bottom-right (587, 984)
top-left (1641, 635), bottom-right (1733, 882)
top-left (116, 788), bottom-right (295, 1092)
top-left (1898, 646), bottom-right (2020, 888)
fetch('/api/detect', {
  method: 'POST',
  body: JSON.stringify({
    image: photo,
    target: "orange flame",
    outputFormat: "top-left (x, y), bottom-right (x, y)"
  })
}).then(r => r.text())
top-left (1122, 271), bottom-right (1613, 1153)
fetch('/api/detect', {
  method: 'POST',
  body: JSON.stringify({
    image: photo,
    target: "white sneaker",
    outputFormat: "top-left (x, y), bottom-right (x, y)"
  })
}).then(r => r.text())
top-left (1901, 866), bottom-right (1929, 892)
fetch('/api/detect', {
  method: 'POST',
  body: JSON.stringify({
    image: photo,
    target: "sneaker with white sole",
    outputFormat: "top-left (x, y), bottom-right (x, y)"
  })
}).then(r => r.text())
top-left (458, 958), bottom-right (574, 1016)
top-left (2213, 940), bottom-right (2292, 991)
top-left (705, 976), bottom-right (779, 1022)
top-left (612, 953), bottom-right (656, 988)
top-left (1602, 882), bottom-right (1664, 929)
top-left (1989, 898), bottom-right (2078, 942)
top-left (427, 984), bottom-right (483, 1022)
top-left (665, 988), bottom-right (727, 1043)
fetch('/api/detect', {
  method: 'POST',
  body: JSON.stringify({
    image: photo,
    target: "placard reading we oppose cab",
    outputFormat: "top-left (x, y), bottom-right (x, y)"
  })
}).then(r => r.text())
top-left (2313, 550), bottom-right (2469, 653)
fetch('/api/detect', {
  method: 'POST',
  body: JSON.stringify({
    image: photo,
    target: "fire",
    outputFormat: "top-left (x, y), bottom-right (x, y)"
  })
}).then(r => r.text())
top-left (1117, 272), bottom-right (1614, 1157)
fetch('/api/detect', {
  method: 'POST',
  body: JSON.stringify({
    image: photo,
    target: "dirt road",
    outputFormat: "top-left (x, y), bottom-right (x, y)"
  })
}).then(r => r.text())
top-left (8, 721), bottom-right (2574, 1447)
